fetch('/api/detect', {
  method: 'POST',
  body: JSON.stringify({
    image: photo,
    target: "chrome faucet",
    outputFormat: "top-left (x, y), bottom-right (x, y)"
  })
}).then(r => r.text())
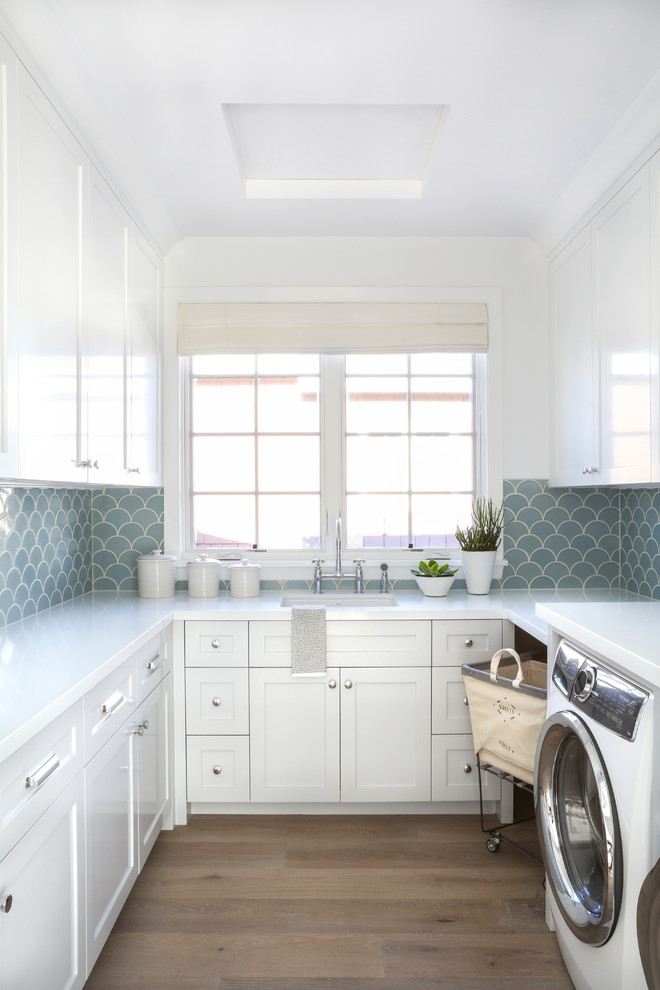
top-left (380, 562), bottom-right (389, 593)
top-left (335, 516), bottom-right (342, 576)
top-left (354, 559), bottom-right (365, 593)
top-left (312, 559), bottom-right (324, 593)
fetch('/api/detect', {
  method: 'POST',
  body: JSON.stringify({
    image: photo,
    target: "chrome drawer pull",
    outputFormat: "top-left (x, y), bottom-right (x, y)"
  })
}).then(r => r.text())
top-left (25, 753), bottom-right (60, 789)
top-left (101, 691), bottom-right (124, 715)
top-left (0, 895), bottom-right (12, 913)
top-left (146, 654), bottom-right (160, 671)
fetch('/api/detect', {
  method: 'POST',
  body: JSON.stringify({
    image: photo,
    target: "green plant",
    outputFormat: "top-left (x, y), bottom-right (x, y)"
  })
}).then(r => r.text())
top-left (411, 559), bottom-right (458, 578)
top-left (455, 497), bottom-right (504, 552)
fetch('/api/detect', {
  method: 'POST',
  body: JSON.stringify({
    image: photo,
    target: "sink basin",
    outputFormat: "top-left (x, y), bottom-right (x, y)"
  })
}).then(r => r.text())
top-left (281, 592), bottom-right (398, 608)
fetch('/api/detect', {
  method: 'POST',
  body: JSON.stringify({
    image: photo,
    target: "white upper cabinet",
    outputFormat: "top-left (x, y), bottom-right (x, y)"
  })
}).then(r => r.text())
top-left (550, 230), bottom-right (596, 486)
top-left (0, 37), bottom-right (17, 479)
top-left (126, 229), bottom-right (161, 485)
top-left (550, 163), bottom-right (656, 486)
top-left (17, 72), bottom-right (86, 484)
top-left (83, 168), bottom-right (129, 484)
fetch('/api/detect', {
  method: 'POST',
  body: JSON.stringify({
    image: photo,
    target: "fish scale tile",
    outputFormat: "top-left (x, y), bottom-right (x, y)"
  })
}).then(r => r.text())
top-left (91, 487), bottom-right (164, 591)
top-left (501, 480), bottom-right (621, 590)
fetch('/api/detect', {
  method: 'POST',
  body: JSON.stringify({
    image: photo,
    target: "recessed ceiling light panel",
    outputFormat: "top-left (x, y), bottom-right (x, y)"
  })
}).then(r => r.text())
top-left (224, 103), bottom-right (449, 199)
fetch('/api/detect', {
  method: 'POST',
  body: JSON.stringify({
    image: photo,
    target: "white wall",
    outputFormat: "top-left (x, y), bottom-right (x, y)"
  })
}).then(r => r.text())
top-left (166, 235), bottom-right (549, 481)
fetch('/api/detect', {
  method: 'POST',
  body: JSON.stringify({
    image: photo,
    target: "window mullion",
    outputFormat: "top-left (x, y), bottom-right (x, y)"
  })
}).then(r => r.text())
top-left (321, 355), bottom-right (344, 558)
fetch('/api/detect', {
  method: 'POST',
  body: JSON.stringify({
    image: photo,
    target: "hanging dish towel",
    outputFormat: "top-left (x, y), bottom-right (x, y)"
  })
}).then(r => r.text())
top-left (291, 606), bottom-right (326, 676)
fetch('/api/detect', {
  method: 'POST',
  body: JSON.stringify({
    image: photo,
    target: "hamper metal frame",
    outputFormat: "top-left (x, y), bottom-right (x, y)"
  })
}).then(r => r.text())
top-left (477, 757), bottom-right (543, 867)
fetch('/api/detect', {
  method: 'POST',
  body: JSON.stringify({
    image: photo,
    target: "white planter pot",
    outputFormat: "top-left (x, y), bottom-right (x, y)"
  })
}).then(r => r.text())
top-left (461, 550), bottom-right (497, 595)
top-left (413, 574), bottom-right (456, 597)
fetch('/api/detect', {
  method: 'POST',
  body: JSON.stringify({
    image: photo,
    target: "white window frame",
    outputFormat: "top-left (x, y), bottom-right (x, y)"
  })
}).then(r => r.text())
top-left (163, 286), bottom-right (503, 581)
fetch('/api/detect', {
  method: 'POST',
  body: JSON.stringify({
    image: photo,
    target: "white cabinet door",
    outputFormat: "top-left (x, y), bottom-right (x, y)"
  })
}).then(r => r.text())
top-left (250, 667), bottom-right (340, 802)
top-left (549, 229), bottom-right (596, 486)
top-left (83, 167), bottom-right (129, 484)
top-left (593, 165), bottom-right (652, 485)
top-left (84, 720), bottom-right (137, 975)
top-left (0, 38), bottom-right (17, 479)
top-left (0, 775), bottom-right (85, 990)
top-left (135, 674), bottom-right (171, 869)
top-left (17, 72), bottom-right (86, 484)
top-left (340, 667), bottom-right (431, 802)
top-left (126, 228), bottom-right (161, 485)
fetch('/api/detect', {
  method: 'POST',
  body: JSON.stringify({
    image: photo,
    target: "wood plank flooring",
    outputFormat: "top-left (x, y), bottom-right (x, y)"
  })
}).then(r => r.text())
top-left (84, 814), bottom-right (574, 990)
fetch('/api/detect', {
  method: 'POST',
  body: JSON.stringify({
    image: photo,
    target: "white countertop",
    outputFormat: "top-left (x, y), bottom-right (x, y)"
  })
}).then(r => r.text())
top-left (0, 585), bottom-right (648, 763)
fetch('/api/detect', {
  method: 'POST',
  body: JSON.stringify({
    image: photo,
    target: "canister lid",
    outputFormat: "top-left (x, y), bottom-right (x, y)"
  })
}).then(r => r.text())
top-left (229, 557), bottom-right (260, 570)
top-left (137, 549), bottom-right (177, 562)
top-left (188, 553), bottom-right (219, 568)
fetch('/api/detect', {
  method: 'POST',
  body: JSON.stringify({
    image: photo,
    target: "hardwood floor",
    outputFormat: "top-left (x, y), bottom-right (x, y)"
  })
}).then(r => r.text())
top-left (84, 814), bottom-right (573, 990)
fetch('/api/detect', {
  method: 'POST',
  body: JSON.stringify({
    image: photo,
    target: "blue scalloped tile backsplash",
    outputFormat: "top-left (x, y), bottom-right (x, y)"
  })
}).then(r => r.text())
top-left (0, 478), bottom-right (658, 627)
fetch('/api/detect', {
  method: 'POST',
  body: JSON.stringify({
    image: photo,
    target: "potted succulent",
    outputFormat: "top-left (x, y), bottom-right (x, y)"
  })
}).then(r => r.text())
top-left (411, 558), bottom-right (458, 597)
top-left (455, 497), bottom-right (504, 595)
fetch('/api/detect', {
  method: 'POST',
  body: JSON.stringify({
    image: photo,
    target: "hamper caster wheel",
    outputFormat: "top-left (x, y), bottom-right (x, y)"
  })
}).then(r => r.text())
top-left (486, 836), bottom-right (501, 853)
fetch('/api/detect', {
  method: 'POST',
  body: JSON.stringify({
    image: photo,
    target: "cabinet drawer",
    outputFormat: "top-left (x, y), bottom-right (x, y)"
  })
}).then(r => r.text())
top-left (84, 656), bottom-right (137, 763)
top-left (185, 621), bottom-right (248, 667)
top-left (432, 668), bottom-right (472, 734)
top-left (133, 632), bottom-right (169, 705)
top-left (187, 736), bottom-right (250, 802)
top-left (432, 620), bottom-right (502, 667)
top-left (249, 619), bottom-right (431, 667)
top-left (0, 700), bottom-right (84, 862)
top-left (431, 734), bottom-right (501, 802)
top-left (185, 669), bottom-right (249, 735)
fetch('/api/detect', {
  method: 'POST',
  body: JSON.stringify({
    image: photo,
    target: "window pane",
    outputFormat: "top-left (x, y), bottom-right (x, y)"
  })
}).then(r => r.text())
top-left (411, 436), bottom-right (473, 491)
top-left (258, 376), bottom-right (319, 433)
top-left (345, 354), bottom-right (407, 374)
top-left (192, 376), bottom-right (255, 433)
top-left (259, 495), bottom-right (320, 549)
top-left (192, 355), bottom-right (255, 376)
top-left (346, 436), bottom-right (409, 492)
top-left (192, 436), bottom-right (255, 491)
top-left (346, 494), bottom-right (409, 548)
top-left (257, 354), bottom-right (319, 375)
top-left (410, 377), bottom-right (473, 433)
top-left (258, 436), bottom-right (320, 491)
top-left (345, 377), bottom-right (408, 433)
top-left (412, 493), bottom-right (473, 547)
top-left (193, 494), bottom-right (255, 548)
top-left (410, 353), bottom-right (472, 374)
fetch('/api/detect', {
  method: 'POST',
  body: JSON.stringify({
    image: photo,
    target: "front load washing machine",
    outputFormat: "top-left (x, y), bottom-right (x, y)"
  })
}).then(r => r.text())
top-left (535, 639), bottom-right (654, 990)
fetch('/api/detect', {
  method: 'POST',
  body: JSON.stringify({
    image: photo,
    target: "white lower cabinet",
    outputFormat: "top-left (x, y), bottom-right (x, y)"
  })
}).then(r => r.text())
top-left (85, 716), bottom-right (138, 974)
top-left (135, 675), bottom-right (171, 869)
top-left (0, 775), bottom-right (85, 990)
top-left (249, 666), bottom-right (431, 803)
top-left (431, 620), bottom-right (503, 804)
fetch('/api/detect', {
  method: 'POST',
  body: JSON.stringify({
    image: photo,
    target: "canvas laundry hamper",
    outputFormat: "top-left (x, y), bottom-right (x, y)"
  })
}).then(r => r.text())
top-left (462, 648), bottom-right (547, 785)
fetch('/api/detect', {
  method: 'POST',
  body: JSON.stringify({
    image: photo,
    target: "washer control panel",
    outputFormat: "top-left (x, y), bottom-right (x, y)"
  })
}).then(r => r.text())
top-left (554, 640), bottom-right (649, 741)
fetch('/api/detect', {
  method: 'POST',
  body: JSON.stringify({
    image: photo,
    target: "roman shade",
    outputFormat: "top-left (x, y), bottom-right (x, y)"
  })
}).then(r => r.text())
top-left (177, 301), bottom-right (488, 355)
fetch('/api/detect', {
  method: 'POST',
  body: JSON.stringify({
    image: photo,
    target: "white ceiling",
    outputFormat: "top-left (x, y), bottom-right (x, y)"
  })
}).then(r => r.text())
top-left (1, 0), bottom-right (660, 251)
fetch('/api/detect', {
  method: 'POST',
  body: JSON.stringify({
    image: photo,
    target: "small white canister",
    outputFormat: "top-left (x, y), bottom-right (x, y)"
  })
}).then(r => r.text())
top-left (187, 553), bottom-right (220, 598)
top-left (137, 550), bottom-right (176, 599)
top-left (229, 558), bottom-right (261, 598)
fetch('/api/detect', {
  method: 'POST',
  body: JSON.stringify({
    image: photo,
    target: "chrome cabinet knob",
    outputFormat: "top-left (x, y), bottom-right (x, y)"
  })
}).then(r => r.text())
top-left (328, 679), bottom-right (337, 689)
top-left (211, 639), bottom-right (221, 649)
top-left (1, 895), bottom-right (12, 913)
top-left (133, 720), bottom-right (149, 736)
top-left (464, 638), bottom-right (473, 647)
top-left (463, 764), bottom-right (472, 774)
top-left (344, 679), bottom-right (353, 689)
top-left (463, 697), bottom-right (469, 706)
top-left (212, 697), bottom-right (222, 707)
top-left (212, 765), bottom-right (222, 775)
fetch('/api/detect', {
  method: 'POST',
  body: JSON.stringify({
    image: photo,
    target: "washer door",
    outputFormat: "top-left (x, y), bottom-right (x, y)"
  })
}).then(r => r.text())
top-left (638, 859), bottom-right (660, 988)
top-left (535, 711), bottom-right (622, 946)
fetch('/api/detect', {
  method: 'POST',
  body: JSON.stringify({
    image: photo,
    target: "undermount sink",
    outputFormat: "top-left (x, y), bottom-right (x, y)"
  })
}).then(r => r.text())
top-left (280, 592), bottom-right (398, 608)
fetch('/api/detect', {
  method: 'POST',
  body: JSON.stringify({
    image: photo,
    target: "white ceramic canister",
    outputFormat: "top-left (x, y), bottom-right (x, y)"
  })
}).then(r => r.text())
top-left (229, 558), bottom-right (261, 598)
top-left (136, 550), bottom-right (176, 599)
top-left (187, 553), bottom-right (220, 598)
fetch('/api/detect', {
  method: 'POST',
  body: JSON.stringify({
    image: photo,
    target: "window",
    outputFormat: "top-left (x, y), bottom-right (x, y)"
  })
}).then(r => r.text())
top-left (188, 351), bottom-right (483, 556)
